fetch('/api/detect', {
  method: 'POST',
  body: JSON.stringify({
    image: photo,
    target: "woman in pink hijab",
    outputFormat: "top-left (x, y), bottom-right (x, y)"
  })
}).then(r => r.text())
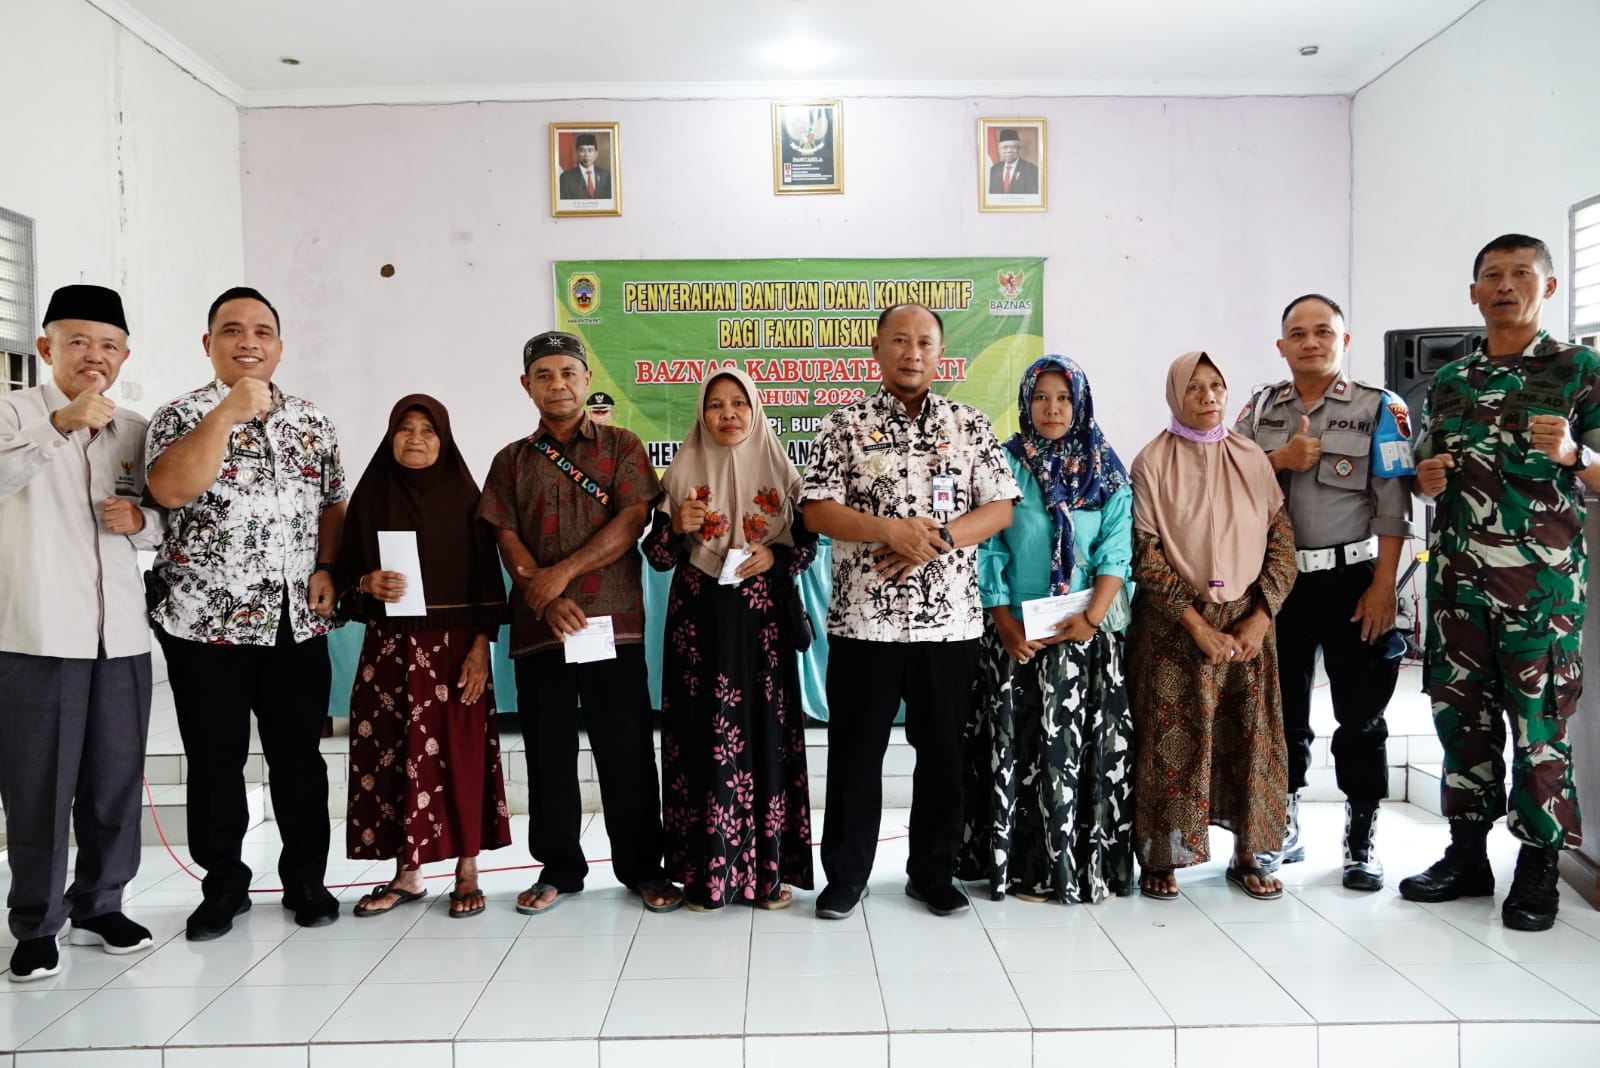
top-left (1128, 352), bottom-right (1297, 901)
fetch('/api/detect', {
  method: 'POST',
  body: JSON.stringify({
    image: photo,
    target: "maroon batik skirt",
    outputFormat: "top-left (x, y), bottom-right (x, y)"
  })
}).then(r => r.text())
top-left (346, 623), bottom-right (512, 866)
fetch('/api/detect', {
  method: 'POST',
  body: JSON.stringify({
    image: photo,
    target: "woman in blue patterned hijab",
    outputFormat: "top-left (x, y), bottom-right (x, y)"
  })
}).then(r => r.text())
top-left (1005, 355), bottom-right (1129, 593)
top-left (958, 354), bottom-right (1136, 905)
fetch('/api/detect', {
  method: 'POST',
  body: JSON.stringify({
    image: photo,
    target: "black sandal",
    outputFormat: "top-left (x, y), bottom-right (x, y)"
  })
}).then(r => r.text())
top-left (1226, 862), bottom-right (1283, 900)
top-left (449, 885), bottom-right (486, 919)
top-left (1139, 870), bottom-right (1179, 901)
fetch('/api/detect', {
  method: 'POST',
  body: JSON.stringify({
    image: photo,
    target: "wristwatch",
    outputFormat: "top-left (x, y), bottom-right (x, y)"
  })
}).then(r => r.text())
top-left (1565, 445), bottom-right (1599, 474)
top-left (937, 525), bottom-right (955, 549)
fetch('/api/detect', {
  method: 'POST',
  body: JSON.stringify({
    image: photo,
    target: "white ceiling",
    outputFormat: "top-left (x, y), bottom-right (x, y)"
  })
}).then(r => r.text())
top-left (90, 0), bottom-right (1485, 108)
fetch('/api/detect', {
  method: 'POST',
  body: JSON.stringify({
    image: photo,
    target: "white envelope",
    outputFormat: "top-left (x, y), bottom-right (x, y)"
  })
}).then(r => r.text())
top-left (563, 614), bottom-right (617, 664)
top-left (377, 530), bottom-right (427, 617)
top-left (1020, 590), bottom-right (1094, 641)
top-left (719, 548), bottom-right (751, 586)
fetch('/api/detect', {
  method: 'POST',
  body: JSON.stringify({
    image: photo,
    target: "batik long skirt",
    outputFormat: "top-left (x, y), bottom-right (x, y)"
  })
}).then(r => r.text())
top-left (346, 623), bottom-right (512, 867)
top-left (1127, 591), bottom-right (1289, 871)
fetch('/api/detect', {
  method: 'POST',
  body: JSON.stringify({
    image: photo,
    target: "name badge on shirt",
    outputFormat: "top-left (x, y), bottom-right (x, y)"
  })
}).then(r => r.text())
top-left (931, 475), bottom-right (956, 515)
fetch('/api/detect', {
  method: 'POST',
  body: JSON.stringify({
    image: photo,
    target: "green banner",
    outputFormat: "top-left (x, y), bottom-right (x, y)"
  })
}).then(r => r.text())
top-left (553, 257), bottom-right (1045, 467)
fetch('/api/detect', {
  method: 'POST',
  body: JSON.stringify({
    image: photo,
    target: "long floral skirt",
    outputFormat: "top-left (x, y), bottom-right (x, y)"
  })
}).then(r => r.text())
top-left (659, 568), bottom-right (814, 909)
top-left (346, 623), bottom-right (512, 868)
top-left (959, 623), bottom-right (1135, 903)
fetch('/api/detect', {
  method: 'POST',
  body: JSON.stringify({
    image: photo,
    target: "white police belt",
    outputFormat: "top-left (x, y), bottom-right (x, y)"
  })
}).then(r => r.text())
top-left (1294, 537), bottom-right (1377, 573)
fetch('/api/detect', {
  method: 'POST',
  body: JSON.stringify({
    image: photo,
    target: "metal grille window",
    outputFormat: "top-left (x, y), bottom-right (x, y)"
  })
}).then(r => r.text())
top-left (0, 207), bottom-right (38, 394)
top-left (1573, 195), bottom-right (1600, 347)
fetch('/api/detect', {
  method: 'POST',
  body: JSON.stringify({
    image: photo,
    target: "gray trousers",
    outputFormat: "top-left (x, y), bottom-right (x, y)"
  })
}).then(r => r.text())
top-left (0, 652), bottom-right (152, 940)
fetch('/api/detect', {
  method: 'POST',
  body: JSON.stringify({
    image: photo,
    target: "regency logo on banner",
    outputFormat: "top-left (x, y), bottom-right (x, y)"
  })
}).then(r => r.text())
top-left (553, 258), bottom-right (1045, 469)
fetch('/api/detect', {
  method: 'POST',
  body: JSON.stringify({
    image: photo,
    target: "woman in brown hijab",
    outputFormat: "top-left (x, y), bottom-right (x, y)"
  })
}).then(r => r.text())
top-left (336, 395), bottom-right (512, 918)
top-left (1128, 353), bottom-right (1297, 901)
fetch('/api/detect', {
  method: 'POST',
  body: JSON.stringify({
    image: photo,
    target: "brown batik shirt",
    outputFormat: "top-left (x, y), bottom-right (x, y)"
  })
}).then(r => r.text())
top-left (478, 415), bottom-right (662, 657)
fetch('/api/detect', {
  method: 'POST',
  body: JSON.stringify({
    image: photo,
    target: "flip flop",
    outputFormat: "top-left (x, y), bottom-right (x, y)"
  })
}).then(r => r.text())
top-left (352, 883), bottom-right (428, 917)
top-left (752, 886), bottom-right (794, 911)
top-left (1139, 870), bottom-right (1179, 901)
top-left (515, 882), bottom-right (574, 916)
top-left (633, 879), bottom-right (683, 914)
top-left (1226, 862), bottom-right (1284, 901)
top-left (448, 887), bottom-right (487, 919)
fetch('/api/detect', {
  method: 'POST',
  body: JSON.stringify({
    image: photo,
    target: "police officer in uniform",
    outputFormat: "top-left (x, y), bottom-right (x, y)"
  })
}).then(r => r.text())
top-left (1235, 294), bottom-right (1414, 890)
top-left (1403, 234), bottom-right (1600, 932)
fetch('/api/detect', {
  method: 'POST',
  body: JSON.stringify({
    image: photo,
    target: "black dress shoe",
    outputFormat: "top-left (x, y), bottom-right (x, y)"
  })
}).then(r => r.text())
top-left (286, 889), bottom-right (340, 928)
top-left (815, 883), bottom-right (868, 920)
top-left (185, 895), bottom-right (251, 942)
top-left (906, 879), bottom-right (971, 916)
top-left (8, 936), bottom-right (61, 982)
top-left (1502, 844), bottom-right (1561, 932)
top-left (1398, 820), bottom-right (1493, 903)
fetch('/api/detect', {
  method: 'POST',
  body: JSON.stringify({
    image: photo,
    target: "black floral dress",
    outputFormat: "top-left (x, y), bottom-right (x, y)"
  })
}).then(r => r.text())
top-left (643, 511), bottom-right (817, 908)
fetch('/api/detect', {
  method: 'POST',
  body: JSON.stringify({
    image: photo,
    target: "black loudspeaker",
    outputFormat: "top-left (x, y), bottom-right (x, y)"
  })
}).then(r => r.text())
top-left (1384, 327), bottom-right (1486, 419)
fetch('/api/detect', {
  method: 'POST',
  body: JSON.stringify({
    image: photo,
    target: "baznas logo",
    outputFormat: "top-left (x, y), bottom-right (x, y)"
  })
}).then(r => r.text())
top-left (990, 268), bottom-right (1033, 316)
top-left (568, 273), bottom-right (600, 313)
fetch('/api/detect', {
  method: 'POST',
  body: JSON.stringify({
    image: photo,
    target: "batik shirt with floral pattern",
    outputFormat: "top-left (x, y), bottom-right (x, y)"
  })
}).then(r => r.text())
top-left (802, 388), bottom-right (1018, 642)
top-left (146, 379), bottom-right (346, 645)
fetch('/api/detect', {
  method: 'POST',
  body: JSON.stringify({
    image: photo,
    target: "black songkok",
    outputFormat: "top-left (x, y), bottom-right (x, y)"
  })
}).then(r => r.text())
top-left (43, 284), bottom-right (129, 334)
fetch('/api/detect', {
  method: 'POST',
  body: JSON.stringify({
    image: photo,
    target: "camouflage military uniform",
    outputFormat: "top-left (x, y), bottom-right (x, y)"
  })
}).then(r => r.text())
top-left (1416, 330), bottom-right (1600, 849)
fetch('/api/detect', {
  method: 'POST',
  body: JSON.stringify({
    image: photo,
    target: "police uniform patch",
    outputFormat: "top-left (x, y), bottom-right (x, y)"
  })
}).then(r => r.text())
top-left (1387, 402), bottom-right (1410, 440)
top-left (1333, 457), bottom-right (1355, 478)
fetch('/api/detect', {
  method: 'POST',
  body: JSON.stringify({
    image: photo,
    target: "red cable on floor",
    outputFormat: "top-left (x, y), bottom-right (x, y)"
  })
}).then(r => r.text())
top-left (142, 776), bottom-right (907, 895)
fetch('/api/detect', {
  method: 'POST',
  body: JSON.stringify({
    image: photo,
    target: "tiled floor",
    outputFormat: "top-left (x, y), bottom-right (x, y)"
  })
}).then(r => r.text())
top-left (1, 800), bottom-right (1597, 1067)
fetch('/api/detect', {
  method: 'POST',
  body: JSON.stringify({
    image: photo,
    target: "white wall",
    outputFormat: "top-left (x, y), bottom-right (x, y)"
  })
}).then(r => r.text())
top-left (0, 0), bottom-right (244, 416)
top-left (239, 95), bottom-right (1351, 473)
top-left (1351, 0), bottom-right (1600, 340)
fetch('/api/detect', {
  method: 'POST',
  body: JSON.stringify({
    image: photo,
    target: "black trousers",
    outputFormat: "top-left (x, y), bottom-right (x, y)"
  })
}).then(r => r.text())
top-left (1275, 561), bottom-right (1395, 804)
top-left (821, 637), bottom-right (981, 890)
top-left (514, 644), bottom-right (665, 892)
top-left (159, 610), bottom-right (332, 904)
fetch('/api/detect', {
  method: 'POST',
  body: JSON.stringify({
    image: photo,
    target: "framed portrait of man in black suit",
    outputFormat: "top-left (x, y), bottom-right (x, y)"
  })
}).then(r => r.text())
top-left (978, 118), bottom-right (1046, 213)
top-left (551, 123), bottom-right (622, 217)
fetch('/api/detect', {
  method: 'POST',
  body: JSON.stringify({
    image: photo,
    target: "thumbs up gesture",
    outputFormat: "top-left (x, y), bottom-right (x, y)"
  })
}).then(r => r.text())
top-left (1274, 415), bottom-right (1323, 472)
top-left (50, 380), bottom-right (117, 434)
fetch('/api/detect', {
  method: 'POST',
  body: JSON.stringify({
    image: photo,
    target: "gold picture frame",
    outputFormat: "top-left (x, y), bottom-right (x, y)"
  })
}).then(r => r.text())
top-left (550, 122), bottom-right (622, 217)
top-left (772, 101), bottom-right (843, 195)
top-left (978, 118), bottom-right (1047, 213)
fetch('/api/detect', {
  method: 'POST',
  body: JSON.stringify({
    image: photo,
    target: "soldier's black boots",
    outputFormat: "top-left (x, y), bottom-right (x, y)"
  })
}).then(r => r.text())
top-left (1398, 820), bottom-right (1493, 902)
top-left (1502, 844), bottom-right (1561, 932)
top-left (1342, 802), bottom-right (1383, 892)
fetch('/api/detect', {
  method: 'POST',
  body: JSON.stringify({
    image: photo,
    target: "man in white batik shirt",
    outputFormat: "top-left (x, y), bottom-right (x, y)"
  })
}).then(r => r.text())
top-left (802, 303), bottom-right (1018, 920)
